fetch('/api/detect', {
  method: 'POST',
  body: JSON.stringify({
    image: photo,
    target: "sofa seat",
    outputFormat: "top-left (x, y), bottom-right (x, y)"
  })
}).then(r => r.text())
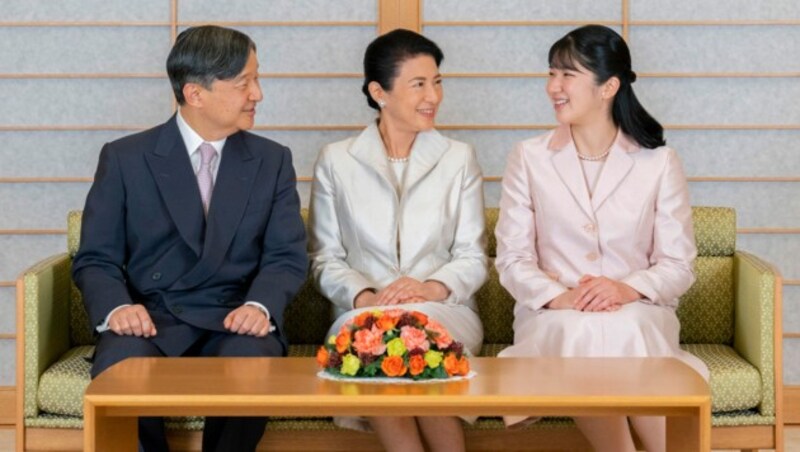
top-left (37, 346), bottom-right (92, 417)
top-left (37, 343), bottom-right (762, 425)
top-left (681, 344), bottom-right (761, 412)
top-left (480, 343), bottom-right (761, 413)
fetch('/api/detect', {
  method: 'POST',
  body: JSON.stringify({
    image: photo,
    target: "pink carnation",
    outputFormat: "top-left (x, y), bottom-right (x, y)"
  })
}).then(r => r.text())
top-left (425, 319), bottom-right (453, 349)
top-left (353, 325), bottom-right (387, 356)
top-left (400, 325), bottom-right (430, 353)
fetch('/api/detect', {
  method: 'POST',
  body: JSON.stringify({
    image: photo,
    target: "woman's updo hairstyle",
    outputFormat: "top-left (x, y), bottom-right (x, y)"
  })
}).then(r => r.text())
top-left (549, 25), bottom-right (665, 149)
top-left (362, 29), bottom-right (444, 111)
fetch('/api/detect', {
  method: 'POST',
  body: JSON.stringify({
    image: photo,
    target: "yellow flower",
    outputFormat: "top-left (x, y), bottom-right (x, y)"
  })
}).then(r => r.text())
top-left (424, 350), bottom-right (443, 368)
top-left (386, 337), bottom-right (407, 357)
top-left (341, 354), bottom-right (361, 376)
top-left (327, 334), bottom-right (336, 345)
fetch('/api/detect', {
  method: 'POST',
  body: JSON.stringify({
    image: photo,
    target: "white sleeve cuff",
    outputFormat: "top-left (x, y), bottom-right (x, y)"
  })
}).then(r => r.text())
top-left (96, 304), bottom-right (130, 333)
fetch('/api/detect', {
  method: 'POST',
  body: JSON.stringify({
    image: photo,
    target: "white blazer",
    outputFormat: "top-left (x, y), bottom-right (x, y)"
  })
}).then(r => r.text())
top-left (495, 125), bottom-right (697, 313)
top-left (310, 123), bottom-right (488, 318)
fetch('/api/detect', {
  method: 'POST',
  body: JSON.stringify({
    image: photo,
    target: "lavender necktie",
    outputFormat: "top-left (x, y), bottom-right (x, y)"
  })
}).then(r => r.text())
top-left (197, 142), bottom-right (217, 215)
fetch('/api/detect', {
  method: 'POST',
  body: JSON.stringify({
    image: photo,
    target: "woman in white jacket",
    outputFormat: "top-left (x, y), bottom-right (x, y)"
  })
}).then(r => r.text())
top-left (309, 29), bottom-right (487, 452)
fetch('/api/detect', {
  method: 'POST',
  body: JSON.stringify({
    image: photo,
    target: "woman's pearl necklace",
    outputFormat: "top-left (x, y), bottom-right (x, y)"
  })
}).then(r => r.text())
top-left (577, 149), bottom-right (611, 161)
top-left (387, 155), bottom-right (410, 163)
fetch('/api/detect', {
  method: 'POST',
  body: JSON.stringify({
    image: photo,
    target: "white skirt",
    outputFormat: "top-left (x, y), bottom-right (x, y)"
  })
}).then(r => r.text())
top-left (498, 302), bottom-right (709, 426)
top-left (328, 302), bottom-right (483, 432)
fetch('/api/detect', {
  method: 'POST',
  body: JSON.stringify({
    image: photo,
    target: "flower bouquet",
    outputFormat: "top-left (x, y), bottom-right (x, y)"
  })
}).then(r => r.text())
top-left (316, 309), bottom-right (471, 380)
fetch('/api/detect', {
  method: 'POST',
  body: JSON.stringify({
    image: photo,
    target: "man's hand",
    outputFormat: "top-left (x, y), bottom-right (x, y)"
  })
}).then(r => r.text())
top-left (223, 304), bottom-right (271, 337)
top-left (108, 305), bottom-right (157, 337)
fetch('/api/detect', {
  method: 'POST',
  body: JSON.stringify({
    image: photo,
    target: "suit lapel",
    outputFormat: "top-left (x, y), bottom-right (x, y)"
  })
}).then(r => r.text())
top-left (590, 142), bottom-right (634, 211)
top-left (402, 129), bottom-right (449, 195)
top-left (348, 122), bottom-right (396, 192)
top-left (144, 116), bottom-right (204, 256)
top-left (551, 138), bottom-right (594, 220)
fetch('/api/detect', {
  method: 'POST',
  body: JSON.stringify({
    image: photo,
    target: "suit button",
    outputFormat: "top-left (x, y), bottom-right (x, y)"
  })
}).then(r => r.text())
top-left (585, 252), bottom-right (599, 262)
top-left (173, 304), bottom-right (183, 314)
top-left (152, 272), bottom-right (162, 280)
top-left (583, 223), bottom-right (597, 234)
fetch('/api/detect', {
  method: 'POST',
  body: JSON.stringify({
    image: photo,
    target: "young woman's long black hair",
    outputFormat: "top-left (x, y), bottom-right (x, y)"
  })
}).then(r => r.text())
top-left (549, 25), bottom-right (665, 149)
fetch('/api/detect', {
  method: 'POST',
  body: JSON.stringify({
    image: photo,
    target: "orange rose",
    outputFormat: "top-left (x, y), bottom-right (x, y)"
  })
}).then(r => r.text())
top-left (354, 311), bottom-right (373, 327)
top-left (381, 356), bottom-right (408, 377)
top-left (335, 331), bottom-right (351, 353)
top-left (316, 346), bottom-right (329, 368)
top-left (408, 354), bottom-right (426, 376)
top-left (411, 311), bottom-right (429, 326)
top-left (457, 356), bottom-right (470, 376)
top-left (443, 353), bottom-right (459, 376)
top-left (376, 313), bottom-right (399, 332)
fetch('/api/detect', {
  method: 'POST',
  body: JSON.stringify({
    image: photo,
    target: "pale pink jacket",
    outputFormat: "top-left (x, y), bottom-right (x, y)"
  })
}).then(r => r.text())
top-left (495, 125), bottom-right (697, 312)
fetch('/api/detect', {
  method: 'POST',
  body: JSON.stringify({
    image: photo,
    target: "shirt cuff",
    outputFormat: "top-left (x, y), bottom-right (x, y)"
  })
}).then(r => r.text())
top-left (96, 304), bottom-right (130, 333)
top-left (244, 301), bottom-right (276, 333)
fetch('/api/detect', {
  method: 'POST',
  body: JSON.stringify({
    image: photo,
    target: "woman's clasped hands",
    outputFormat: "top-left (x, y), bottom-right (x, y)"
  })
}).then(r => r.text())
top-left (546, 275), bottom-right (641, 312)
top-left (354, 277), bottom-right (450, 308)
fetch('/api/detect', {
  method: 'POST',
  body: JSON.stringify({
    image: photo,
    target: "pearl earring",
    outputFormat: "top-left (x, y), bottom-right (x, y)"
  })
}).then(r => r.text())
top-left (378, 99), bottom-right (386, 108)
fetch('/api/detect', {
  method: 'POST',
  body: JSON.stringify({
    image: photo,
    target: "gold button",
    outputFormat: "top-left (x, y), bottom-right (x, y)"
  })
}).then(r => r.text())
top-left (585, 252), bottom-right (599, 262)
top-left (583, 223), bottom-right (597, 234)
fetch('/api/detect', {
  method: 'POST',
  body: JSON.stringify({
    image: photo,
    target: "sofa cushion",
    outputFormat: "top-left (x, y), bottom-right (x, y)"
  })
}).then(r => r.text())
top-left (481, 343), bottom-right (760, 413)
top-left (476, 261), bottom-right (515, 344)
top-left (677, 257), bottom-right (734, 344)
top-left (37, 344), bottom-right (325, 419)
top-left (682, 343), bottom-right (761, 412)
top-left (691, 207), bottom-right (735, 257)
top-left (37, 346), bottom-right (92, 417)
top-left (284, 280), bottom-right (332, 346)
top-left (69, 283), bottom-right (95, 346)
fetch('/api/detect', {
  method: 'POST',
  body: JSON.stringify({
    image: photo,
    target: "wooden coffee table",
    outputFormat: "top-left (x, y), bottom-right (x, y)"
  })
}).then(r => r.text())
top-left (84, 356), bottom-right (710, 451)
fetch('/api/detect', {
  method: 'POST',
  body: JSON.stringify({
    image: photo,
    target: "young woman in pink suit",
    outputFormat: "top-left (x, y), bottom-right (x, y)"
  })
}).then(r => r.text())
top-left (495, 25), bottom-right (709, 452)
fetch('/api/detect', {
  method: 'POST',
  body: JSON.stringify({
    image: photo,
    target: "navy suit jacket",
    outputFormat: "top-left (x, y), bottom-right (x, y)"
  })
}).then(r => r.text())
top-left (72, 116), bottom-right (308, 355)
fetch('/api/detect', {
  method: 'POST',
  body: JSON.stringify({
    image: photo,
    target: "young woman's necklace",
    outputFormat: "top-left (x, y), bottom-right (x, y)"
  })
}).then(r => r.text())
top-left (576, 148), bottom-right (611, 161)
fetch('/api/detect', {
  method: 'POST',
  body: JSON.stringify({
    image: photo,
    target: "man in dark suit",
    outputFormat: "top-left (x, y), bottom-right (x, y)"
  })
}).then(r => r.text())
top-left (72, 25), bottom-right (308, 451)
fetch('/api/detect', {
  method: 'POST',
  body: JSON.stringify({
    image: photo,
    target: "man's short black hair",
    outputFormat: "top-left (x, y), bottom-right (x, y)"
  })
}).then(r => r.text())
top-left (167, 25), bottom-right (256, 105)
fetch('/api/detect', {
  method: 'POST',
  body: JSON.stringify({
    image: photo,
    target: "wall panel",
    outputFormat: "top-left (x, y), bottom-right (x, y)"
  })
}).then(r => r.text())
top-left (630, 26), bottom-right (800, 73)
top-left (179, 0), bottom-right (377, 22)
top-left (2, 0), bottom-right (169, 22)
top-left (423, 0), bottom-right (620, 22)
top-left (0, 236), bottom-right (65, 282)
top-left (0, 288), bottom-right (14, 334)
top-left (0, 27), bottom-right (171, 74)
top-left (0, 341), bottom-right (14, 386)
top-left (0, 79), bottom-right (172, 126)
top-left (0, 131), bottom-right (127, 177)
top-left (630, 0), bottom-right (800, 21)
top-left (637, 78), bottom-right (800, 125)
top-left (0, 183), bottom-right (90, 229)
top-left (786, 339), bottom-right (800, 385)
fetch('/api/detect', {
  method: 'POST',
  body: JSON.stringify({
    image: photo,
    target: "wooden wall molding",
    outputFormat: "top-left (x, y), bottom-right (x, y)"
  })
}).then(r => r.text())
top-left (379, 0), bottom-right (421, 33)
top-left (0, 387), bottom-right (14, 426)
top-left (787, 386), bottom-right (800, 424)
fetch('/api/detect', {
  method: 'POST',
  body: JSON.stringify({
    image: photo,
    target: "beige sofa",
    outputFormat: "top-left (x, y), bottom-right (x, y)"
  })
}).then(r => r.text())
top-left (16, 206), bottom-right (783, 451)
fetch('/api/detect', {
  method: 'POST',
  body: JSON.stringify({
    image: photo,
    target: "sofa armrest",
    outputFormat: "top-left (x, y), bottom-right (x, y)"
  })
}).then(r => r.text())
top-left (732, 250), bottom-right (782, 417)
top-left (17, 253), bottom-right (73, 418)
